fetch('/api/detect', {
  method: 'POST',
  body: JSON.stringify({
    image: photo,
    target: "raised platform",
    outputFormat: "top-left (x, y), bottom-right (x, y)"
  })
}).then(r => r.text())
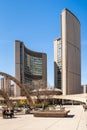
top-left (33, 110), bottom-right (70, 117)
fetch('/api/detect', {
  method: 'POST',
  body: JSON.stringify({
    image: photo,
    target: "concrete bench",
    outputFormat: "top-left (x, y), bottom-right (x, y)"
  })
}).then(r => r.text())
top-left (33, 110), bottom-right (70, 117)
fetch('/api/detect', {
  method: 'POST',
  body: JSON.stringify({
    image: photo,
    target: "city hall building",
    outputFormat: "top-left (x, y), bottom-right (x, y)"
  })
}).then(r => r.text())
top-left (14, 40), bottom-right (47, 96)
top-left (54, 8), bottom-right (81, 95)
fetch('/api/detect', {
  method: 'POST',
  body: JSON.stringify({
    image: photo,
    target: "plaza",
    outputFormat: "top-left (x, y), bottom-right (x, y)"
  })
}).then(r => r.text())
top-left (0, 105), bottom-right (87, 130)
top-left (0, 5), bottom-right (86, 130)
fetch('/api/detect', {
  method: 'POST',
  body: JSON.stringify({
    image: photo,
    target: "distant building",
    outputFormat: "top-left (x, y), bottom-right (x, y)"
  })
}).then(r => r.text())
top-left (11, 84), bottom-right (14, 96)
top-left (15, 40), bottom-right (47, 96)
top-left (0, 77), bottom-right (11, 96)
top-left (54, 8), bottom-right (81, 95)
top-left (81, 85), bottom-right (87, 93)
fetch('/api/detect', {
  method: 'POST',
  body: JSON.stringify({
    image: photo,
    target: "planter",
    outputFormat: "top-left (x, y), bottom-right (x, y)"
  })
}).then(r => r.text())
top-left (33, 110), bottom-right (70, 117)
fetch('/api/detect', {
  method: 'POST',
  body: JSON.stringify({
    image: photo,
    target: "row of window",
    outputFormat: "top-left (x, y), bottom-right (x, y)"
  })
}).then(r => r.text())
top-left (24, 52), bottom-right (42, 76)
top-left (57, 42), bottom-right (62, 89)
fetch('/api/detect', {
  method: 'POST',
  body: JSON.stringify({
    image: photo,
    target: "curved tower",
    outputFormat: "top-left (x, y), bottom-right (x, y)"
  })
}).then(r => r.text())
top-left (15, 40), bottom-right (47, 96)
top-left (54, 8), bottom-right (81, 95)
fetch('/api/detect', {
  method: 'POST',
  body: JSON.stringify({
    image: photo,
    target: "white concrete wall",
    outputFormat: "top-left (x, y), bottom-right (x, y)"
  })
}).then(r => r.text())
top-left (61, 9), bottom-right (81, 95)
top-left (61, 10), bottom-right (67, 95)
top-left (14, 41), bottom-right (21, 96)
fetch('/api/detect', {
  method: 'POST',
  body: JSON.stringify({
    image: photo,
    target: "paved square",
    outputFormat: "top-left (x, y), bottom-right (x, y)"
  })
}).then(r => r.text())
top-left (0, 105), bottom-right (87, 130)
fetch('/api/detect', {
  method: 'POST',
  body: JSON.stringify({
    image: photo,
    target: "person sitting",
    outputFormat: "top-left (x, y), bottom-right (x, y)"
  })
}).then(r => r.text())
top-left (2, 108), bottom-right (6, 118)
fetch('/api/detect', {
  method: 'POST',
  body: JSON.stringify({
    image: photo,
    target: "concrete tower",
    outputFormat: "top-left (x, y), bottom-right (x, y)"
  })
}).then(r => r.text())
top-left (54, 8), bottom-right (81, 95)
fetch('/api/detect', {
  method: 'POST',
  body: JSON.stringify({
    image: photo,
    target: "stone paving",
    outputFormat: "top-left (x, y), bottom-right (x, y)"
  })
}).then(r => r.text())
top-left (0, 105), bottom-right (87, 130)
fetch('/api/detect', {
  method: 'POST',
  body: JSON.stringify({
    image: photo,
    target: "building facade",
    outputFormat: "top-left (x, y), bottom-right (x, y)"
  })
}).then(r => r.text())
top-left (0, 77), bottom-right (11, 96)
top-left (54, 8), bottom-right (81, 95)
top-left (81, 85), bottom-right (87, 93)
top-left (54, 38), bottom-right (62, 90)
top-left (15, 40), bottom-right (47, 96)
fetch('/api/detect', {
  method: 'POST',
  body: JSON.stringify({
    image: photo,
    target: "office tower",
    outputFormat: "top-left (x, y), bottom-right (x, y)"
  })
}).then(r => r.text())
top-left (54, 9), bottom-right (81, 95)
top-left (15, 40), bottom-right (47, 96)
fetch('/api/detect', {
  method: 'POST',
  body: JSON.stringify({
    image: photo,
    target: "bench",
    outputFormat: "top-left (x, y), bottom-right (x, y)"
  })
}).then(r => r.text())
top-left (2, 110), bottom-right (14, 118)
top-left (33, 110), bottom-right (70, 117)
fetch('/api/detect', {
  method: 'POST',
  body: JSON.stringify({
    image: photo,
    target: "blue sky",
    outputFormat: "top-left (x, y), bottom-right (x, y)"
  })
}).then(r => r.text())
top-left (0, 0), bottom-right (87, 86)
